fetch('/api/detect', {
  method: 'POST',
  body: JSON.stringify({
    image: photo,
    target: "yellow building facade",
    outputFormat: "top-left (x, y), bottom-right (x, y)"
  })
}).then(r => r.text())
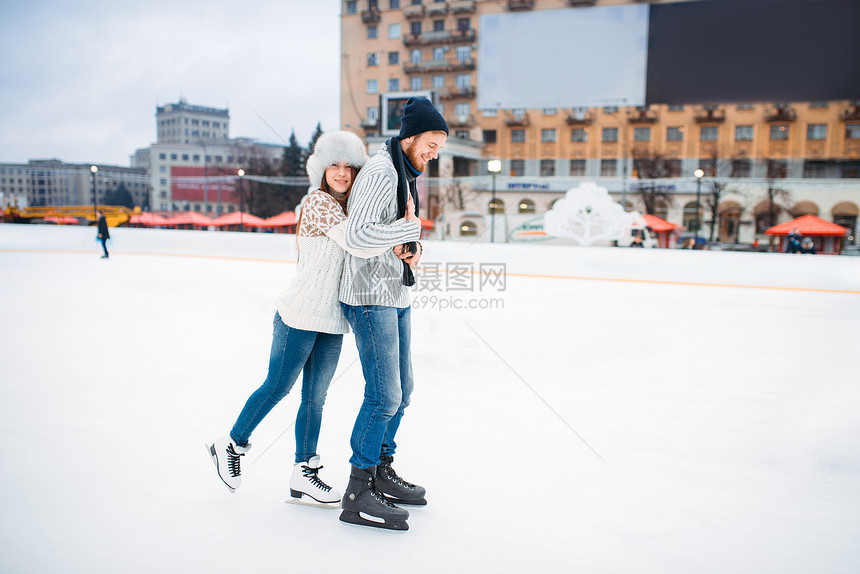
top-left (341, 0), bottom-right (860, 246)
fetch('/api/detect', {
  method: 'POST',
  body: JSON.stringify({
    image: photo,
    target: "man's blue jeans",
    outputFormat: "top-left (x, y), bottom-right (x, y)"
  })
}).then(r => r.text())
top-left (231, 313), bottom-right (342, 463)
top-left (341, 303), bottom-right (414, 469)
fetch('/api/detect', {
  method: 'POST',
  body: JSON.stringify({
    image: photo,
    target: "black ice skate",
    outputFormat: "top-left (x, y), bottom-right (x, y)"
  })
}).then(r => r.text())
top-left (376, 455), bottom-right (427, 506)
top-left (339, 465), bottom-right (409, 531)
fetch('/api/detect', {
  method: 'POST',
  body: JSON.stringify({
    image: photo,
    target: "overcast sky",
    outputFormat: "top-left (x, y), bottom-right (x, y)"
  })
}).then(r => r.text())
top-left (0, 0), bottom-right (341, 166)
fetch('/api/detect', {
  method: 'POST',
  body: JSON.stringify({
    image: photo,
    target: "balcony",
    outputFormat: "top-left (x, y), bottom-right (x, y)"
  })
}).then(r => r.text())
top-left (359, 117), bottom-right (379, 129)
top-left (508, 0), bottom-right (535, 10)
top-left (361, 9), bottom-right (381, 24)
top-left (629, 107), bottom-right (659, 124)
top-left (449, 114), bottom-right (476, 127)
top-left (451, 0), bottom-right (476, 14)
top-left (839, 103), bottom-right (860, 121)
top-left (764, 105), bottom-right (797, 123)
top-left (403, 29), bottom-right (475, 46)
top-left (565, 111), bottom-right (593, 125)
top-left (566, 0), bottom-right (596, 6)
top-left (404, 4), bottom-right (426, 19)
top-left (404, 57), bottom-right (475, 74)
top-left (694, 106), bottom-right (726, 123)
top-left (505, 111), bottom-right (529, 126)
top-left (427, 2), bottom-right (449, 16)
top-left (440, 86), bottom-right (476, 100)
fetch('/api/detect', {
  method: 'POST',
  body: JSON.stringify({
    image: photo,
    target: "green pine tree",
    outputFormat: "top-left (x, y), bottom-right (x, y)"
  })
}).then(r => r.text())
top-left (308, 122), bottom-right (324, 153)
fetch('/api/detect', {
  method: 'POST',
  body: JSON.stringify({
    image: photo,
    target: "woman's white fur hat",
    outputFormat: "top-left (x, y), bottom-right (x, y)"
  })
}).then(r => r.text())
top-left (306, 130), bottom-right (369, 190)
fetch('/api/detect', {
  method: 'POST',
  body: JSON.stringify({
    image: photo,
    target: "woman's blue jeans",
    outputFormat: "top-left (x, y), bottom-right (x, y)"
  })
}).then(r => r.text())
top-left (341, 303), bottom-right (414, 470)
top-left (230, 313), bottom-right (342, 463)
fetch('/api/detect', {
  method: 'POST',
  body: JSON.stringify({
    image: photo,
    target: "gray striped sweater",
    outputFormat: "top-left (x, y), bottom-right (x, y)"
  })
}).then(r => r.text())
top-left (339, 143), bottom-right (422, 307)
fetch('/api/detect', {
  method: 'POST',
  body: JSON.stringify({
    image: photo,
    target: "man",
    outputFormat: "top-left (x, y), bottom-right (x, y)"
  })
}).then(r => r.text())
top-left (96, 210), bottom-right (110, 258)
top-left (338, 97), bottom-right (448, 531)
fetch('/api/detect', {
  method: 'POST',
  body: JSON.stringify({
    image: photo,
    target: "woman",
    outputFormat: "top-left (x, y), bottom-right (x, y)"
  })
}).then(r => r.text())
top-left (209, 131), bottom-right (402, 505)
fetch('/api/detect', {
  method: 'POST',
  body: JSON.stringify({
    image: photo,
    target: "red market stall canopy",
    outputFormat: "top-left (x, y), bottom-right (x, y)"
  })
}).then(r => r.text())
top-left (167, 212), bottom-right (213, 227)
top-left (259, 211), bottom-right (297, 228)
top-left (211, 211), bottom-right (267, 227)
top-left (642, 213), bottom-right (682, 233)
top-left (129, 212), bottom-right (171, 226)
top-left (765, 214), bottom-right (848, 237)
top-left (419, 217), bottom-right (434, 230)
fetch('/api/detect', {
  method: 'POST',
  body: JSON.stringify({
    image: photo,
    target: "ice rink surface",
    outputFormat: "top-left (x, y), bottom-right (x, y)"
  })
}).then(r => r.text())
top-left (2, 224), bottom-right (859, 574)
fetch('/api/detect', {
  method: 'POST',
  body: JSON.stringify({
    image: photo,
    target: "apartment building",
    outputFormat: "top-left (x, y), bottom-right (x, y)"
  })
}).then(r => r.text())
top-left (341, 0), bottom-right (860, 244)
top-left (0, 160), bottom-right (148, 209)
top-left (134, 100), bottom-right (284, 214)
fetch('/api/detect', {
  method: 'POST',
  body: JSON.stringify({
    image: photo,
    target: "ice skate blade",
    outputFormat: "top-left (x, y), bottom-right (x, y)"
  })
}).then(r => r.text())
top-left (206, 442), bottom-right (236, 494)
top-left (339, 510), bottom-right (409, 531)
top-left (286, 494), bottom-right (341, 509)
top-left (383, 495), bottom-right (426, 507)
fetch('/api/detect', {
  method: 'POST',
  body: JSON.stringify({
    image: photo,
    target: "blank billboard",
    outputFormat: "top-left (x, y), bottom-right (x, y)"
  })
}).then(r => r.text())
top-left (476, 0), bottom-right (860, 110)
top-left (477, 4), bottom-right (650, 110)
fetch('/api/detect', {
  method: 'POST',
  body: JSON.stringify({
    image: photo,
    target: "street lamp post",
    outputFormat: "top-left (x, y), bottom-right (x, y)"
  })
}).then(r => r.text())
top-left (237, 169), bottom-right (245, 232)
top-left (694, 168), bottom-right (704, 244)
top-left (90, 165), bottom-right (98, 222)
top-left (487, 159), bottom-right (501, 243)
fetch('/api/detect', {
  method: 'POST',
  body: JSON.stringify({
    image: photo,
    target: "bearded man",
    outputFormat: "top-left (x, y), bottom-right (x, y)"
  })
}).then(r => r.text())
top-left (338, 97), bottom-right (448, 531)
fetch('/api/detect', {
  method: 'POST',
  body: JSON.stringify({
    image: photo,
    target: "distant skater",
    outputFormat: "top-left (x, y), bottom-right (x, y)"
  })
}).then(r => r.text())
top-left (96, 211), bottom-right (110, 258)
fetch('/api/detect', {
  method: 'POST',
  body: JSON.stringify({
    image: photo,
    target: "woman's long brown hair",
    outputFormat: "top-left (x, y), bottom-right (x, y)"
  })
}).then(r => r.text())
top-left (296, 165), bottom-right (359, 238)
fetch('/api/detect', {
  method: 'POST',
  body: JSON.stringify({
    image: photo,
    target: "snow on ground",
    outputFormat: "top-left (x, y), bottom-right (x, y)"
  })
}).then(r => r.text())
top-left (1, 223), bottom-right (859, 574)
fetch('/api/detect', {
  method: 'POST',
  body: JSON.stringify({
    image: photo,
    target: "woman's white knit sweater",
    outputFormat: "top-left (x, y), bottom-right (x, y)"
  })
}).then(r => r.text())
top-left (275, 190), bottom-right (388, 334)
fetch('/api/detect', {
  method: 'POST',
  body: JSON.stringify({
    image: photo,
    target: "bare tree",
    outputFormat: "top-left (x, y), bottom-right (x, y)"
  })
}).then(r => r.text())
top-left (631, 150), bottom-right (673, 215)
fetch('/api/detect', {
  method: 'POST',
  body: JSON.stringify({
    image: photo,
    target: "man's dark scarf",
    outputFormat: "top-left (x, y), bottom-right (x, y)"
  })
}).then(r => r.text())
top-left (387, 136), bottom-right (419, 286)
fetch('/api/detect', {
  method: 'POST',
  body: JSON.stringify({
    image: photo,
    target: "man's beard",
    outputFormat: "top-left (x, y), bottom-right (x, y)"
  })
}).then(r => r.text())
top-left (402, 139), bottom-right (426, 173)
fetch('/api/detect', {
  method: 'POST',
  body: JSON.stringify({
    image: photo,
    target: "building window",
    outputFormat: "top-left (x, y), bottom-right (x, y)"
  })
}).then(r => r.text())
top-left (807, 124), bottom-right (827, 140)
top-left (388, 23), bottom-right (401, 39)
top-left (388, 78), bottom-right (400, 91)
top-left (482, 108), bottom-right (497, 117)
top-left (666, 127), bottom-right (684, 141)
top-left (570, 159), bottom-right (586, 176)
top-left (367, 52), bottom-right (379, 66)
top-left (159, 153), bottom-right (166, 159)
top-left (767, 159), bottom-right (787, 178)
top-left (700, 126), bottom-right (719, 141)
top-left (455, 74), bottom-right (470, 89)
top-left (809, 102), bottom-right (828, 109)
top-left (735, 125), bottom-right (753, 141)
top-left (602, 127), bottom-right (618, 142)
top-left (571, 128), bottom-right (587, 142)
top-left (845, 124), bottom-right (860, 139)
top-left (737, 103), bottom-right (754, 110)
top-left (842, 161), bottom-right (860, 178)
top-left (770, 125), bottom-right (789, 140)
top-left (454, 102), bottom-right (470, 117)
top-left (367, 25), bottom-right (378, 39)
top-left (412, 0), bottom-right (422, 5)
top-left (732, 159), bottom-right (751, 178)
top-left (600, 159), bottom-right (617, 177)
top-left (410, 76), bottom-right (422, 90)
top-left (803, 160), bottom-right (827, 178)
top-left (634, 127), bottom-right (651, 141)
top-left (433, 47), bottom-right (444, 61)
top-left (519, 199), bottom-right (536, 214)
top-left (410, 49), bottom-right (422, 64)
top-left (455, 129), bottom-right (469, 140)
top-left (410, 21), bottom-right (421, 36)
top-left (541, 129), bottom-right (557, 143)
top-left (699, 158), bottom-right (715, 177)
top-left (488, 198), bottom-right (505, 214)
top-left (433, 19), bottom-right (444, 32)
top-left (457, 17), bottom-right (471, 32)
top-left (540, 160), bottom-right (555, 176)
top-left (511, 129), bottom-right (526, 143)
top-left (510, 160), bottom-right (524, 176)
top-left (603, 106), bottom-right (618, 113)
top-left (367, 106), bottom-right (379, 122)
top-left (668, 104), bottom-right (684, 111)
top-left (455, 46), bottom-right (470, 62)
top-left (460, 220), bottom-right (477, 236)
top-left (366, 79), bottom-right (378, 93)
top-left (433, 75), bottom-right (445, 88)
top-left (388, 51), bottom-right (399, 65)
top-left (483, 130), bottom-right (497, 143)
